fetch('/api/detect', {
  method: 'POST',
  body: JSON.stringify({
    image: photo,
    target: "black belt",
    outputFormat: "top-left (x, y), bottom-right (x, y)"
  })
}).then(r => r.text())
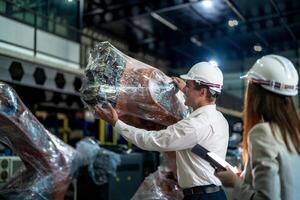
top-left (183, 185), bottom-right (221, 196)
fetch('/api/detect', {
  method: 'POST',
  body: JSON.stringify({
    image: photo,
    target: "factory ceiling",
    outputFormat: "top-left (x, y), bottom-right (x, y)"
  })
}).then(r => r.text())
top-left (84, 0), bottom-right (300, 72)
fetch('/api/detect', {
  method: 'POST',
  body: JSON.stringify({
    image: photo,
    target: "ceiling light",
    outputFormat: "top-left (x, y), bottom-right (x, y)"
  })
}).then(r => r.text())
top-left (104, 12), bottom-right (113, 21)
top-left (209, 60), bottom-right (218, 67)
top-left (253, 44), bottom-right (262, 52)
top-left (150, 12), bottom-right (178, 31)
top-left (228, 19), bottom-right (239, 27)
top-left (202, 0), bottom-right (213, 8)
top-left (67, 0), bottom-right (73, 2)
top-left (190, 36), bottom-right (202, 47)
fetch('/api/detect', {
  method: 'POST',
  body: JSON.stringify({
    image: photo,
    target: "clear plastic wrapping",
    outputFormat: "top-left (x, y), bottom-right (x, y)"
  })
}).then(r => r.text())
top-left (76, 138), bottom-right (121, 185)
top-left (80, 41), bottom-right (189, 130)
top-left (0, 82), bottom-right (82, 200)
top-left (80, 42), bottom-right (188, 199)
top-left (132, 152), bottom-right (183, 200)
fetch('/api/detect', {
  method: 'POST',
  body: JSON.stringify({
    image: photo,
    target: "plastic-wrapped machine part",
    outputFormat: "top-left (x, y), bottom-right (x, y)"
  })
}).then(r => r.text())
top-left (159, 152), bottom-right (177, 176)
top-left (0, 82), bottom-right (82, 200)
top-left (76, 137), bottom-right (100, 166)
top-left (80, 42), bottom-right (188, 199)
top-left (80, 41), bottom-right (189, 130)
top-left (76, 138), bottom-right (121, 185)
top-left (130, 152), bottom-right (181, 200)
top-left (131, 152), bottom-right (183, 200)
top-left (131, 166), bottom-right (183, 200)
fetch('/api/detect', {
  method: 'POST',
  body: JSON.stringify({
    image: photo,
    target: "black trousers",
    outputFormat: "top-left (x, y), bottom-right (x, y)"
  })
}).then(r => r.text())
top-left (183, 187), bottom-right (227, 200)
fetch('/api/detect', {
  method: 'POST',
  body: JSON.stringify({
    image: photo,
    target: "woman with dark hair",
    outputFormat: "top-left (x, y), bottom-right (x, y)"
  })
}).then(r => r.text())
top-left (216, 55), bottom-right (300, 200)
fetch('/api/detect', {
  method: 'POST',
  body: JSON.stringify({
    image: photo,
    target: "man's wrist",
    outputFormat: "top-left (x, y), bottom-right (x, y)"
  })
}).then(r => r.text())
top-left (111, 118), bottom-right (118, 127)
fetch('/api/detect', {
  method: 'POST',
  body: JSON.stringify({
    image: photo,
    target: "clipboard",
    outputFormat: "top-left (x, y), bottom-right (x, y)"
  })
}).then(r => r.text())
top-left (191, 144), bottom-right (239, 173)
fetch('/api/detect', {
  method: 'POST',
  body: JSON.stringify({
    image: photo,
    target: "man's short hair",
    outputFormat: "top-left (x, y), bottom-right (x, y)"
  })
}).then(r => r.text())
top-left (193, 81), bottom-right (220, 102)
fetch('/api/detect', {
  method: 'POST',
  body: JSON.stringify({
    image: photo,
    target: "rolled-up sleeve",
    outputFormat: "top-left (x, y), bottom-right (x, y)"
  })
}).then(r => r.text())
top-left (115, 119), bottom-right (202, 151)
top-left (233, 125), bottom-right (280, 200)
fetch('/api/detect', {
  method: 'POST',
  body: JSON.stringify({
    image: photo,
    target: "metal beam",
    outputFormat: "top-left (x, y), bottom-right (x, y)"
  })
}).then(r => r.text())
top-left (125, 19), bottom-right (156, 44)
top-left (223, 0), bottom-right (269, 47)
top-left (269, 0), bottom-right (297, 43)
top-left (84, 0), bottom-right (140, 16)
top-left (189, 6), bottom-right (213, 28)
top-left (223, 0), bottom-right (246, 21)
top-left (171, 47), bottom-right (194, 59)
top-left (186, 6), bottom-right (221, 55)
top-left (164, 14), bottom-right (300, 58)
top-left (129, 9), bottom-right (300, 60)
top-left (190, 5), bottom-right (243, 51)
top-left (186, 9), bottom-right (300, 36)
top-left (85, 0), bottom-right (202, 24)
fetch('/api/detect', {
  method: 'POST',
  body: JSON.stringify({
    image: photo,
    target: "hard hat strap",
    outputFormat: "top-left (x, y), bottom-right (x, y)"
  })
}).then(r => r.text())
top-left (194, 80), bottom-right (222, 89)
top-left (251, 78), bottom-right (298, 90)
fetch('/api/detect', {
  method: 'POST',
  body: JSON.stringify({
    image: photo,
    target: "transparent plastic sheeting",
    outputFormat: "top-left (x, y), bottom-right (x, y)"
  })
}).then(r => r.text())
top-left (80, 41), bottom-right (189, 130)
top-left (132, 153), bottom-right (183, 200)
top-left (132, 168), bottom-right (183, 200)
top-left (76, 138), bottom-right (121, 185)
top-left (80, 42), bottom-right (189, 200)
top-left (0, 82), bottom-right (120, 199)
top-left (0, 82), bottom-right (82, 200)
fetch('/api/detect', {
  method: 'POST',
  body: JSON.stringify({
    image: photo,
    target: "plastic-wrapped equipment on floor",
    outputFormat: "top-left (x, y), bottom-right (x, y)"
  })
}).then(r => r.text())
top-left (76, 138), bottom-right (121, 185)
top-left (0, 82), bottom-right (82, 200)
top-left (131, 152), bottom-right (183, 200)
top-left (131, 168), bottom-right (183, 200)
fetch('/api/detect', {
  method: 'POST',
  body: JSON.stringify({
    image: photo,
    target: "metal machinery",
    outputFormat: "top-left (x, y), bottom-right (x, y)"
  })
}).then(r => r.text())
top-left (0, 156), bottom-right (23, 186)
top-left (77, 151), bottom-right (144, 200)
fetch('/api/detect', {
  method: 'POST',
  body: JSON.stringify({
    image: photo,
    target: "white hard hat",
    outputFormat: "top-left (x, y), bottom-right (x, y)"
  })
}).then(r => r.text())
top-left (241, 54), bottom-right (298, 96)
top-left (180, 62), bottom-right (223, 93)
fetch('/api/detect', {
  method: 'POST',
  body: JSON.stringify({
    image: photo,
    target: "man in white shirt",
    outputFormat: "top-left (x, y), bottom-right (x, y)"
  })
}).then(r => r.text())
top-left (95, 62), bottom-right (229, 200)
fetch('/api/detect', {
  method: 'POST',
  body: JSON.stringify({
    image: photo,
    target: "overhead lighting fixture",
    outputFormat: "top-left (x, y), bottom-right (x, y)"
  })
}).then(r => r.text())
top-left (67, 0), bottom-right (73, 2)
top-left (209, 60), bottom-right (218, 67)
top-left (190, 36), bottom-right (202, 47)
top-left (228, 19), bottom-right (239, 27)
top-left (150, 12), bottom-right (178, 31)
top-left (202, 0), bottom-right (213, 8)
top-left (253, 44), bottom-right (262, 52)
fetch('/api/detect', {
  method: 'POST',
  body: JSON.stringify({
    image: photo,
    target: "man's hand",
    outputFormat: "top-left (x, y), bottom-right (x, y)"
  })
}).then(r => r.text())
top-left (172, 77), bottom-right (186, 92)
top-left (94, 103), bottom-right (118, 126)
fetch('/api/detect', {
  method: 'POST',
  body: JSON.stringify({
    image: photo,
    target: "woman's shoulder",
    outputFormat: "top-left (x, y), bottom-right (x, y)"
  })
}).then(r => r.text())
top-left (249, 122), bottom-right (281, 156)
top-left (250, 122), bottom-right (272, 134)
top-left (249, 122), bottom-right (277, 144)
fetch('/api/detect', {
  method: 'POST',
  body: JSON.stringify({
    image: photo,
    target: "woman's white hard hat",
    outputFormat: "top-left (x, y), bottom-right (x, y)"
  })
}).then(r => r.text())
top-left (180, 62), bottom-right (223, 93)
top-left (241, 54), bottom-right (298, 96)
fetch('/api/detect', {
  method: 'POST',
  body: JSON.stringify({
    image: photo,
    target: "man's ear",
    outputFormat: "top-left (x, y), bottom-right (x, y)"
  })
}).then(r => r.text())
top-left (199, 88), bottom-right (207, 97)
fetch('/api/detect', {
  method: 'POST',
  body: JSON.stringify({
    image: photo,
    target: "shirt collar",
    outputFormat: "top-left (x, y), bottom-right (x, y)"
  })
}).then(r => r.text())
top-left (188, 104), bottom-right (216, 118)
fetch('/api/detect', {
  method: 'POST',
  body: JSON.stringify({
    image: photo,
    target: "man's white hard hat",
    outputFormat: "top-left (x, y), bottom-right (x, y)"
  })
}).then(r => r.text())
top-left (241, 54), bottom-right (298, 96)
top-left (180, 62), bottom-right (223, 93)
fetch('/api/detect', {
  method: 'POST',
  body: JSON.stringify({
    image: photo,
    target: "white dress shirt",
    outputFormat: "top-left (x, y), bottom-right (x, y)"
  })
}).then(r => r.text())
top-left (115, 104), bottom-right (229, 188)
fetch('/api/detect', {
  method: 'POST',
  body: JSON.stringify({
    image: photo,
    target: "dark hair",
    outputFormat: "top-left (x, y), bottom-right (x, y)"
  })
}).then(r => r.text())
top-left (242, 82), bottom-right (300, 162)
top-left (193, 81), bottom-right (219, 102)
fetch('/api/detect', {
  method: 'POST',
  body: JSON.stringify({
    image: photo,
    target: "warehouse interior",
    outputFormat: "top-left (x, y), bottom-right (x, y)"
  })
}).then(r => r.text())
top-left (0, 0), bottom-right (299, 199)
